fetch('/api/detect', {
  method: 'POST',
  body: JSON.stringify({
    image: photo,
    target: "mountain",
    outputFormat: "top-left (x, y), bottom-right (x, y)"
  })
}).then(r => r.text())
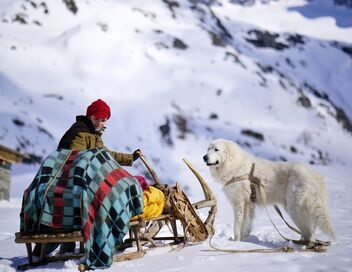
top-left (0, 0), bottom-right (351, 189)
top-left (1, 1), bottom-right (352, 271)
top-left (230, 0), bottom-right (352, 9)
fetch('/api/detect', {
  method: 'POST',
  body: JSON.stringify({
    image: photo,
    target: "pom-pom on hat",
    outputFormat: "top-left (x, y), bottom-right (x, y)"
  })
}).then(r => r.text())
top-left (86, 99), bottom-right (111, 119)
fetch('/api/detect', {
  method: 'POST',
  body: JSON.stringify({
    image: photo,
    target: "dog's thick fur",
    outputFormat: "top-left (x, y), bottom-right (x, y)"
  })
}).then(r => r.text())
top-left (203, 138), bottom-right (335, 242)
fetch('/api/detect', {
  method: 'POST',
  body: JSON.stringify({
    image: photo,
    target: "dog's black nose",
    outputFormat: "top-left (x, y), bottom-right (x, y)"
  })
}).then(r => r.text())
top-left (203, 155), bottom-right (208, 162)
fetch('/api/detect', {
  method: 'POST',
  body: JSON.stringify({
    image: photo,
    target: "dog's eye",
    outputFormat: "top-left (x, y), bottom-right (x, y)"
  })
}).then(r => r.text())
top-left (214, 148), bottom-right (219, 152)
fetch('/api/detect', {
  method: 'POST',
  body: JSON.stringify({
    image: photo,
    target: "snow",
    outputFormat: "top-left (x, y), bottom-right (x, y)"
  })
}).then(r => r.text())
top-left (216, 0), bottom-right (352, 43)
top-left (0, 0), bottom-right (351, 271)
top-left (1, 163), bottom-right (352, 272)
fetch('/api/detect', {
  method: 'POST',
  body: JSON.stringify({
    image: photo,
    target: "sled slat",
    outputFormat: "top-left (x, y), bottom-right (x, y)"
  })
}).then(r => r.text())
top-left (113, 250), bottom-right (146, 262)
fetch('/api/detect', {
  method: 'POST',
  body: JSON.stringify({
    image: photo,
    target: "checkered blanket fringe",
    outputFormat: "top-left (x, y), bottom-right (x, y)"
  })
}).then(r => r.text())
top-left (20, 148), bottom-right (144, 269)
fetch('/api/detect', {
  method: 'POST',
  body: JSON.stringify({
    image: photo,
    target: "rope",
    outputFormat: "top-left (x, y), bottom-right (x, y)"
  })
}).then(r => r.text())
top-left (272, 205), bottom-right (331, 247)
top-left (204, 235), bottom-right (294, 253)
top-left (273, 205), bottom-right (301, 235)
top-left (224, 164), bottom-right (257, 202)
top-left (257, 175), bottom-right (330, 247)
top-left (224, 174), bottom-right (249, 186)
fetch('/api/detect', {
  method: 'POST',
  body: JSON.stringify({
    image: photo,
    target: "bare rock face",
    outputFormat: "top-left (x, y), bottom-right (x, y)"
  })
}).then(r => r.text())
top-left (63, 0), bottom-right (78, 14)
top-left (246, 30), bottom-right (289, 51)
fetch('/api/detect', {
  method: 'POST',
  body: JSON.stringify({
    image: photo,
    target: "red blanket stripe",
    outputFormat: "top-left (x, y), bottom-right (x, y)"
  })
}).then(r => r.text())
top-left (83, 168), bottom-right (131, 240)
top-left (52, 150), bottom-right (79, 227)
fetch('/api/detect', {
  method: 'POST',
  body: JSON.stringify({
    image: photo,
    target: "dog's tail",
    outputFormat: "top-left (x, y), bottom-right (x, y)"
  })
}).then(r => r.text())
top-left (318, 211), bottom-right (336, 240)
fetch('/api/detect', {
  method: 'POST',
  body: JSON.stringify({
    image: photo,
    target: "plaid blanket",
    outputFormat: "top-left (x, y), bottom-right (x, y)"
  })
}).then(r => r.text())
top-left (20, 148), bottom-right (144, 269)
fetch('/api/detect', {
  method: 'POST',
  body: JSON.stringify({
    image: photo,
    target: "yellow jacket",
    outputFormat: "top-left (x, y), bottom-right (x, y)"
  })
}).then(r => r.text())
top-left (131, 186), bottom-right (165, 220)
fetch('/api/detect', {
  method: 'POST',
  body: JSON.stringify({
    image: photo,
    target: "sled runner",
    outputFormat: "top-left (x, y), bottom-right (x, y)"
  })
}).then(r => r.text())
top-left (15, 149), bottom-right (217, 271)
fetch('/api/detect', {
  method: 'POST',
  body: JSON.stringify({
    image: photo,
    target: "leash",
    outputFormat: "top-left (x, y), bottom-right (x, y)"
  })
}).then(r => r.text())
top-left (273, 205), bottom-right (301, 235)
top-left (272, 204), bottom-right (331, 247)
top-left (204, 233), bottom-right (328, 254)
top-left (204, 234), bottom-right (294, 253)
top-left (259, 177), bottom-right (331, 248)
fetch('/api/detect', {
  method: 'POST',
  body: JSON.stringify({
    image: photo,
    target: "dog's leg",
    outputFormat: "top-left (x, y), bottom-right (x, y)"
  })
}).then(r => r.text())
top-left (286, 179), bottom-right (315, 242)
top-left (242, 201), bottom-right (255, 237)
top-left (292, 218), bottom-right (314, 241)
top-left (233, 200), bottom-right (246, 241)
top-left (229, 182), bottom-right (253, 241)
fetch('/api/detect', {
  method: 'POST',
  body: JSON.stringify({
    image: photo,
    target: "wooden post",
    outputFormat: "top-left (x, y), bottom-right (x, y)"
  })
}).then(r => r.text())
top-left (0, 145), bottom-right (25, 201)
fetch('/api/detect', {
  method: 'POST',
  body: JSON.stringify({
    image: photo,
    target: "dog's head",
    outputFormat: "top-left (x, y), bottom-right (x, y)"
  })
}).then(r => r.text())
top-left (203, 139), bottom-right (246, 183)
top-left (203, 138), bottom-right (236, 167)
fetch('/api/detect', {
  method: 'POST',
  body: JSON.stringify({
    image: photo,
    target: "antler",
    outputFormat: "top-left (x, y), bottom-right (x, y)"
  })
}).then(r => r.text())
top-left (139, 155), bottom-right (160, 185)
top-left (139, 154), bottom-right (217, 235)
top-left (182, 158), bottom-right (217, 235)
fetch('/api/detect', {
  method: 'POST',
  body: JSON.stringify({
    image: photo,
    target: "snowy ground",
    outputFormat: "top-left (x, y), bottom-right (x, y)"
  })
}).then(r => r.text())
top-left (0, 162), bottom-right (351, 272)
top-left (0, 0), bottom-right (352, 271)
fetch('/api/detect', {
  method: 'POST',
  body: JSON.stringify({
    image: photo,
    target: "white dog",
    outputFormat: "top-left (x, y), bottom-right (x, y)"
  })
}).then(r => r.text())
top-left (203, 138), bottom-right (335, 242)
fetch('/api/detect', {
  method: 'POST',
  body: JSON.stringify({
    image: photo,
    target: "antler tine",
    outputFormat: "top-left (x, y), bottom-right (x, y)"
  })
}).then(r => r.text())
top-left (182, 158), bottom-right (214, 200)
top-left (139, 155), bottom-right (161, 185)
top-left (182, 158), bottom-right (217, 235)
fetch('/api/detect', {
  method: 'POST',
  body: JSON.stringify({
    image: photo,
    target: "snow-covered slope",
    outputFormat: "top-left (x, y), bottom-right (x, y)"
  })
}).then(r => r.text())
top-left (0, 1), bottom-right (351, 270)
top-left (1, 0), bottom-right (351, 177)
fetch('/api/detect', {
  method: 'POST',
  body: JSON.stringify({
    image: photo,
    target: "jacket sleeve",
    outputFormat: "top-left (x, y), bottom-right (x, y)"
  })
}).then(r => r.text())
top-left (109, 150), bottom-right (134, 166)
top-left (103, 145), bottom-right (134, 166)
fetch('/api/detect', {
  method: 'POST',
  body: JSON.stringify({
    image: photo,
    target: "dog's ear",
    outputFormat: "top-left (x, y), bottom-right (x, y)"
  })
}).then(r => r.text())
top-left (225, 141), bottom-right (238, 162)
top-left (224, 142), bottom-right (233, 161)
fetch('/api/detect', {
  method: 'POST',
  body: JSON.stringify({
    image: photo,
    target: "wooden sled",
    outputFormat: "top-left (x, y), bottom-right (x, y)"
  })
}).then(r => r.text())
top-left (15, 215), bottom-right (180, 271)
top-left (15, 156), bottom-right (217, 271)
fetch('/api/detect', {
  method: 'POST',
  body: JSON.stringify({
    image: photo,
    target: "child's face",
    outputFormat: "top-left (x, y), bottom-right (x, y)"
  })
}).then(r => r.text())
top-left (90, 115), bottom-right (108, 132)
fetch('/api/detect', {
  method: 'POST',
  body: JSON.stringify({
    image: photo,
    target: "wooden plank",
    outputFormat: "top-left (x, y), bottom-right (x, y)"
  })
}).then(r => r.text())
top-left (0, 145), bottom-right (24, 163)
top-left (15, 236), bottom-right (84, 243)
top-left (15, 231), bottom-right (83, 239)
top-left (113, 250), bottom-right (146, 262)
top-left (130, 214), bottom-right (173, 226)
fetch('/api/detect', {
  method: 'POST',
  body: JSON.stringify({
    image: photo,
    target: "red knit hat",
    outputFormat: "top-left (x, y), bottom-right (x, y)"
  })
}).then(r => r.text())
top-left (86, 99), bottom-right (111, 119)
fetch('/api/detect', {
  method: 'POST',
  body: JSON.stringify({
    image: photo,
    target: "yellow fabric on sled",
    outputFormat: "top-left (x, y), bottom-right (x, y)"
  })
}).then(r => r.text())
top-left (131, 186), bottom-right (165, 221)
